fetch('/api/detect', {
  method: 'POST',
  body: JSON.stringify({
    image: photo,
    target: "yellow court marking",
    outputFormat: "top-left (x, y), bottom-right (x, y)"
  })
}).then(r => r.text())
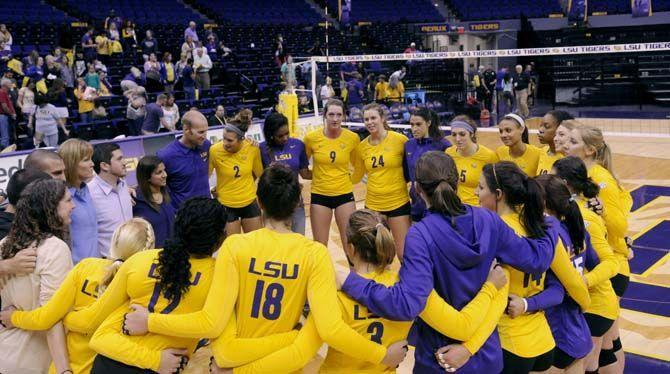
top-left (621, 308), bottom-right (670, 323)
top-left (630, 218), bottom-right (666, 240)
top-left (640, 252), bottom-right (670, 278)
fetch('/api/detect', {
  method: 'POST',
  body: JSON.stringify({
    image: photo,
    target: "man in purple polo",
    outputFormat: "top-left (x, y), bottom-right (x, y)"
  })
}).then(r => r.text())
top-left (142, 94), bottom-right (172, 134)
top-left (88, 143), bottom-right (133, 258)
top-left (156, 110), bottom-right (211, 209)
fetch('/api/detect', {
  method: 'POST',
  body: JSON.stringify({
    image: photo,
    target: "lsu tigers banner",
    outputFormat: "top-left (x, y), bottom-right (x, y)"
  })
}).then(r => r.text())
top-left (632, 0), bottom-right (652, 17)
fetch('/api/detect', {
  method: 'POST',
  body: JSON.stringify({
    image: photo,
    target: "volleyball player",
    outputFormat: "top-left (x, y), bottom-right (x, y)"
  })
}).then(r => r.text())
top-left (122, 164), bottom-right (408, 372)
top-left (445, 115), bottom-right (498, 206)
top-left (354, 103), bottom-right (411, 257)
top-left (496, 113), bottom-right (542, 177)
top-left (259, 112), bottom-right (312, 234)
top-left (338, 152), bottom-right (560, 373)
top-left (210, 111), bottom-right (264, 234)
top-left (565, 125), bottom-right (632, 372)
top-left (536, 110), bottom-right (573, 175)
top-left (553, 119), bottom-right (579, 155)
top-left (553, 157), bottom-right (621, 374)
top-left (45, 198), bottom-right (227, 373)
top-left (478, 161), bottom-right (590, 374)
top-left (1, 219), bottom-right (155, 374)
top-left (404, 108), bottom-right (450, 221)
top-left (228, 209), bottom-right (509, 373)
top-left (304, 98), bottom-right (362, 249)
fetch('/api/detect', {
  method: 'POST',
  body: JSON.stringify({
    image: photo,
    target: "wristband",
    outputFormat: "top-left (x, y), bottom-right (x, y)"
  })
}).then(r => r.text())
top-left (521, 298), bottom-right (528, 313)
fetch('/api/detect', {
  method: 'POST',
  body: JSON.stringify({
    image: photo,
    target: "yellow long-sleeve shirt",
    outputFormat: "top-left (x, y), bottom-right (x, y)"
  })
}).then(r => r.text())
top-left (496, 144), bottom-right (542, 177)
top-left (209, 140), bottom-right (264, 208)
top-left (536, 146), bottom-right (563, 176)
top-left (578, 201), bottom-right (620, 320)
top-left (446, 145), bottom-right (498, 206)
top-left (146, 229), bottom-right (389, 367)
top-left (228, 270), bottom-right (506, 373)
top-left (356, 131), bottom-right (409, 212)
top-left (304, 128), bottom-right (363, 196)
top-left (498, 213), bottom-right (590, 357)
top-left (11, 258), bottom-right (111, 374)
top-left (61, 250), bottom-right (215, 372)
top-left (588, 164), bottom-right (632, 276)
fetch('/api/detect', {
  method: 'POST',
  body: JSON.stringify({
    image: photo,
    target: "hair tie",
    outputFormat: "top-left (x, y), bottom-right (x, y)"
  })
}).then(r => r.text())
top-left (569, 194), bottom-right (577, 203)
top-left (375, 223), bottom-right (384, 230)
top-left (114, 258), bottom-right (125, 264)
top-left (492, 164), bottom-right (501, 189)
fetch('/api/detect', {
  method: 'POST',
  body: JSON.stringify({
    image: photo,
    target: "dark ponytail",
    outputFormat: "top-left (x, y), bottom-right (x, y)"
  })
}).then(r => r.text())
top-left (415, 152), bottom-right (465, 221)
top-left (482, 161), bottom-right (547, 238)
top-left (553, 156), bottom-right (600, 199)
top-left (157, 197), bottom-right (227, 303)
top-left (536, 174), bottom-right (586, 254)
top-left (521, 126), bottom-right (530, 144)
top-left (412, 107), bottom-right (443, 141)
top-left (257, 163), bottom-right (301, 220)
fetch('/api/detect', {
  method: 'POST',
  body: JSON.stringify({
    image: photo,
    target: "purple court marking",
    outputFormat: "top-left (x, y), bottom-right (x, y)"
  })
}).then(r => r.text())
top-left (630, 220), bottom-right (670, 274)
top-left (621, 282), bottom-right (670, 317)
top-left (631, 185), bottom-right (670, 212)
top-left (625, 353), bottom-right (670, 371)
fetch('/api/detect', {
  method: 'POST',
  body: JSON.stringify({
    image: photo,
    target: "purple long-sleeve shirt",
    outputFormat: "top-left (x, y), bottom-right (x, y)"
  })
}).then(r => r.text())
top-left (525, 224), bottom-right (594, 360)
top-left (403, 137), bottom-right (451, 221)
top-left (342, 206), bottom-right (559, 373)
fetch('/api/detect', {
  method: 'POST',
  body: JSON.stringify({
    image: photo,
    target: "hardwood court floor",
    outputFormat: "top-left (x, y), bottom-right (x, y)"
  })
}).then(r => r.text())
top-left (184, 126), bottom-right (670, 373)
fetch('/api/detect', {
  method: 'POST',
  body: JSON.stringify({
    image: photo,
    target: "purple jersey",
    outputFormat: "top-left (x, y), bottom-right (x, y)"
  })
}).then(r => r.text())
top-left (403, 137), bottom-right (451, 220)
top-left (259, 138), bottom-right (308, 174)
top-left (342, 208), bottom-right (559, 373)
top-left (526, 223), bottom-right (594, 360)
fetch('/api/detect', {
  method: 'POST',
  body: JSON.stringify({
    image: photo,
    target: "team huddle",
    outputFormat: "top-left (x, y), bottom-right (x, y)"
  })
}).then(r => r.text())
top-left (0, 98), bottom-right (632, 374)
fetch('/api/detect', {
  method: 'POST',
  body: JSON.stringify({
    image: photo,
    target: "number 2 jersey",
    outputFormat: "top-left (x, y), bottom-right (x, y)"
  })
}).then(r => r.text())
top-left (209, 140), bottom-right (264, 208)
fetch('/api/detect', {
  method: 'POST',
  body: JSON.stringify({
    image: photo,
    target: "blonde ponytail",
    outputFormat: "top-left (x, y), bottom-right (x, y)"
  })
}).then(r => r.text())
top-left (347, 210), bottom-right (396, 271)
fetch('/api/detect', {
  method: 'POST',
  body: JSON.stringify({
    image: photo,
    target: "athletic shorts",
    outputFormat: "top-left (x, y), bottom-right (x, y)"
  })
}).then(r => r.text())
top-left (311, 192), bottom-right (355, 210)
top-left (92, 354), bottom-right (156, 373)
top-left (502, 348), bottom-right (554, 374)
top-left (610, 273), bottom-right (630, 297)
top-left (584, 313), bottom-right (615, 337)
top-left (553, 347), bottom-right (577, 369)
top-left (224, 201), bottom-right (261, 222)
top-left (367, 202), bottom-right (411, 218)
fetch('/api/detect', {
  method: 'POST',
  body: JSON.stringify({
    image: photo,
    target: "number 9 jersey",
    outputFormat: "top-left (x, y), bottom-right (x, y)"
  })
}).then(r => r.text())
top-left (304, 128), bottom-right (362, 197)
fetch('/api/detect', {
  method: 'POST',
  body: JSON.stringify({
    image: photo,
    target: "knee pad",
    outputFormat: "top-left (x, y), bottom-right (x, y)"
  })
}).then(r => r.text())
top-left (612, 337), bottom-right (623, 352)
top-left (599, 348), bottom-right (617, 367)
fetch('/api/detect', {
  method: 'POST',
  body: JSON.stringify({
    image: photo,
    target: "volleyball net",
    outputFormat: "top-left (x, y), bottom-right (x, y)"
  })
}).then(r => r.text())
top-left (302, 41), bottom-right (670, 139)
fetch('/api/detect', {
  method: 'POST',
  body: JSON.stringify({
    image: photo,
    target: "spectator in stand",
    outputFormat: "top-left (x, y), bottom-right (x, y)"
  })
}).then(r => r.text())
top-left (404, 42), bottom-right (417, 54)
top-left (132, 155), bottom-right (175, 248)
top-left (91, 99), bottom-right (108, 120)
top-left (0, 42), bottom-right (11, 72)
top-left (159, 52), bottom-right (176, 93)
top-left (179, 57), bottom-right (196, 103)
top-left (121, 21), bottom-right (137, 51)
top-left (320, 76), bottom-right (335, 107)
top-left (84, 64), bottom-right (100, 91)
top-left (88, 142), bottom-right (133, 258)
top-left (120, 67), bottom-right (144, 93)
top-left (208, 105), bottom-right (226, 127)
top-left (59, 56), bottom-right (74, 98)
top-left (17, 82), bottom-right (36, 121)
top-left (107, 21), bottom-right (120, 42)
top-left (59, 138), bottom-right (98, 263)
top-left (140, 30), bottom-right (158, 61)
top-left (108, 32), bottom-right (123, 57)
top-left (93, 59), bottom-right (107, 75)
top-left (386, 73), bottom-right (405, 102)
top-left (0, 25), bottom-right (12, 51)
top-left (142, 94), bottom-right (171, 134)
top-left (156, 110), bottom-right (210, 209)
top-left (205, 34), bottom-right (218, 59)
top-left (23, 50), bottom-right (39, 69)
top-left (527, 64), bottom-right (538, 107)
top-left (346, 73), bottom-right (365, 107)
top-left (144, 53), bottom-right (162, 92)
top-left (483, 65), bottom-right (496, 112)
top-left (0, 78), bottom-right (17, 149)
top-left (181, 35), bottom-right (196, 59)
top-left (81, 27), bottom-right (96, 62)
top-left (25, 57), bottom-right (45, 93)
top-left (0, 169), bottom-right (51, 239)
top-left (339, 60), bottom-right (357, 84)
top-left (98, 70), bottom-right (112, 96)
top-left (104, 10), bottom-right (122, 32)
top-left (281, 54), bottom-right (297, 89)
top-left (193, 47), bottom-right (212, 91)
top-left (75, 78), bottom-right (95, 123)
top-left (126, 86), bottom-right (146, 136)
top-left (24, 148), bottom-right (66, 180)
top-left (307, 39), bottom-right (325, 56)
top-left (375, 74), bottom-right (388, 102)
top-left (52, 47), bottom-right (64, 65)
top-left (218, 41), bottom-right (234, 60)
top-left (513, 64), bottom-right (530, 117)
top-left (162, 93), bottom-right (179, 131)
top-left (29, 93), bottom-right (69, 147)
top-left (184, 21), bottom-right (199, 43)
top-left (44, 56), bottom-right (61, 88)
top-left (48, 79), bottom-right (68, 108)
top-left (495, 67), bottom-right (507, 112)
top-left (274, 34), bottom-right (285, 67)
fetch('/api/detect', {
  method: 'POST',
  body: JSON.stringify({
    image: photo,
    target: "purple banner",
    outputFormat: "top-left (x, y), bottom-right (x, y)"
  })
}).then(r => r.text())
top-left (568, 0), bottom-right (587, 22)
top-left (632, 0), bottom-right (652, 17)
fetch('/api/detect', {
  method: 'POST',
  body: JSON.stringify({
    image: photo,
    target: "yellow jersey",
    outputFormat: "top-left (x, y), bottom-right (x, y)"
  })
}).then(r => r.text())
top-left (62, 250), bottom-right (215, 372)
top-left (386, 82), bottom-right (404, 102)
top-left (375, 82), bottom-right (388, 101)
top-left (146, 228), bottom-right (389, 369)
top-left (536, 146), bottom-right (563, 176)
top-left (304, 128), bottom-right (362, 196)
top-left (209, 140), bottom-right (264, 208)
top-left (588, 164), bottom-right (632, 275)
top-left (357, 131), bottom-right (409, 212)
top-left (579, 201), bottom-right (620, 321)
top-left (11, 258), bottom-right (111, 374)
top-left (495, 144), bottom-right (542, 177)
top-left (446, 145), bottom-right (498, 206)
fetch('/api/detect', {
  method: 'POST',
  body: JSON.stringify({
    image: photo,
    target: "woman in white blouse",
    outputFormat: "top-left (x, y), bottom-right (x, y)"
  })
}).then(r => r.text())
top-left (161, 93), bottom-right (180, 131)
top-left (0, 178), bottom-right (75, 374)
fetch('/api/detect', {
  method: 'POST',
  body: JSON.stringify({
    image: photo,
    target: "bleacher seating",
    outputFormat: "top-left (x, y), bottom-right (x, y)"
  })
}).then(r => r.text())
top-left (2, 0), bottom-right (74, 24)
top-left (447, 0), bottom-right (562, 20)
top-left (326, 0), bottom-right (444, 22)
top-left (65, 0), bottom-right (208, 25)
top-left (194, 0), bottom-right (323, 24)
top-left (589, 0), bottom-right (631, 14)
